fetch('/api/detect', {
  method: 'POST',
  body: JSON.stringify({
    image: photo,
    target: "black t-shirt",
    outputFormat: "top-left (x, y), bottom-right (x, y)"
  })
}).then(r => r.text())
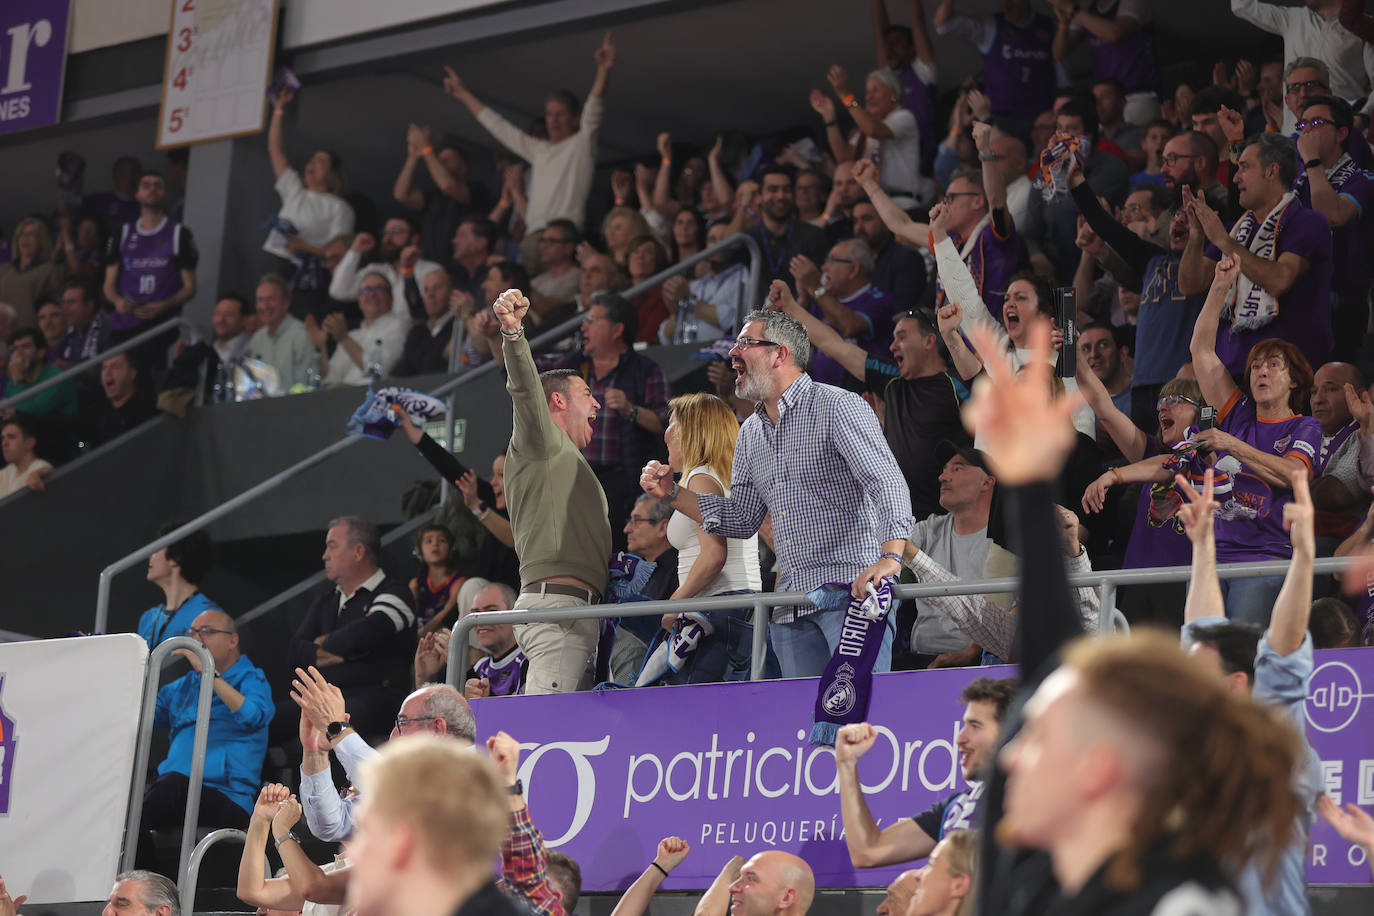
top-left (454, 882), bottom-right (530, 916)
top-left (864, 361), bottom-right (970, 521)
top-left (912, 783), bottom-right (983, 843)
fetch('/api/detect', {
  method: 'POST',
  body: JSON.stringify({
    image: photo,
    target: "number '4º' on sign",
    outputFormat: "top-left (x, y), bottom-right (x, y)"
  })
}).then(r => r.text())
top-left (172, 67), bottom-right (194, 91)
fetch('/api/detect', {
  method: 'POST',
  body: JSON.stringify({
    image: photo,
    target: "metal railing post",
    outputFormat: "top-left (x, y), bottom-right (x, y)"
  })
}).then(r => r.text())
top-left (1097, 581), bottom-right (1116, 634)
top-left (750, 601), bottom-right (768, 681)
top-left (182, 828), bottom-right (257, 916)
top-left (121, 637), bottom-right (216, 881)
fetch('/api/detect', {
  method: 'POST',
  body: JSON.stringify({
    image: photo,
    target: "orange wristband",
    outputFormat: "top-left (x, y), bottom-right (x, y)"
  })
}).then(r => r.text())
top-left (420, 145), bottom-right (434, 156)
top-left (660, 157), bottom-right (671, 166)
top-left (498, 197), bottom-right (509, 207)
top-left (1112, 467), bottom-right (1124, 486)
top-left (403, 267), bottom-right (415, 276)
top-left (842, 94), bottom-right (856, 107)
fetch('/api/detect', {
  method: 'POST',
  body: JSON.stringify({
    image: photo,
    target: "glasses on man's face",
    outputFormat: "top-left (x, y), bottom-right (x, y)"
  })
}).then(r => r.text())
top-left (184, 626), bottom-right (232, 638)
top-left (731, 336), bottom-right (781, 351)
top-left (382, 226), bottom-right (411, 237)
top-left (824, 255), bottom-right (854, 264)
top-left (360, 285), bottom-right (390, 296)
top-left (1122, 202), bottom-right (1149, 215)
top-left (1160, 153), bottom-right (1195, 166)
top-left (1287, 80), bottom-right (1327, 95)
top-left (943, 191), bottom-right (981, 204)
top-left (1157, 394), bottom-right (1199, 411)
top-left (394, 714), bottom-right (438, 733)
top-left (1296, 117), bottom-right (1333, 132)
top-left (626, 515), bottom-right (656, 526)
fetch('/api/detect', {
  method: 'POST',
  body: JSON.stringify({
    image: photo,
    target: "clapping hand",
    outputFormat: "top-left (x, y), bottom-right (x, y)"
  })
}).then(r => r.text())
top-left (809, 89), bottom-right (836, 121)
top-left (593, 32), bottom-right (616, 70)
top-left (826, 65), bottom-right (852, 98)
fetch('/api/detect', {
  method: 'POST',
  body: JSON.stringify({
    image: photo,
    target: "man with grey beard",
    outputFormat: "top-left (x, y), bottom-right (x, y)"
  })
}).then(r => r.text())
top-left (641, 307), bottom-right (912, 677)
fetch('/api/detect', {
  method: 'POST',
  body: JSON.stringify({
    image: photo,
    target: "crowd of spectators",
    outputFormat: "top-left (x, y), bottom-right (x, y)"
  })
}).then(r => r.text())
top-left (8, 0), bottom-right (1374, 912)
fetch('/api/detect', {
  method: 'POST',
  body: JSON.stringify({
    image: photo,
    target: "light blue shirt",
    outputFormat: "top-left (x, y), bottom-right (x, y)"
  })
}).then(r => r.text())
top-left (300, 731), bottom-right (377, 841)
top-left (1182, 617), bottom-right (1319, 916)
top-left (697, 373), bottom-right (913, 621)
top-left (137, 592), bottom-right (221, 648)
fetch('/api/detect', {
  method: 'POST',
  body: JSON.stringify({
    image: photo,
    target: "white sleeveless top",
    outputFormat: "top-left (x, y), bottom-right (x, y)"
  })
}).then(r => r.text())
top-left (666, 466), bottom-right (762, 596)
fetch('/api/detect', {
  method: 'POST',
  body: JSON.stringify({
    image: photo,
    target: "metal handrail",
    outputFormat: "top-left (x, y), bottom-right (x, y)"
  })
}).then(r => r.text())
top-left (93, 235), bottom-right (765, 633)
top-left (182, 828), bottom-right (264, 916)
top-left (0, 317), bottom-right (198, 412)
top-left (234, 508), bottom-right (438, 629)
top-left (446, 556), bottom-right (1353, 685)
top-left (121, 637), bottom-right (217, 886)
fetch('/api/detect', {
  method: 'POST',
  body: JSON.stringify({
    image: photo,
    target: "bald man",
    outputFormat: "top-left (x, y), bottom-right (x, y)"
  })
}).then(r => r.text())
top-left (726, 852), bottom-right (815, 916)
top-left (138, 608), bottom-right (274, 865)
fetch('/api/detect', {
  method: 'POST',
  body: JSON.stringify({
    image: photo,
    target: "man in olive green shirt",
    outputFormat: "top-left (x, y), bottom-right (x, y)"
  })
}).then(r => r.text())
top-left (493, 287), bottom-right (611, 693)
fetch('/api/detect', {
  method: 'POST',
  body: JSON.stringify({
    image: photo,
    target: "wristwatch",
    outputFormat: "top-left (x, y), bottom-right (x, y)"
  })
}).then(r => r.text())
top-left (325, 720), bottom-right (349, 740)
top-left (1304, 158), bottom-right (1324, 170)
top-left (275, 831), bottom-right (300, 851)
top-left (507, 779), bottom-right (524, 796)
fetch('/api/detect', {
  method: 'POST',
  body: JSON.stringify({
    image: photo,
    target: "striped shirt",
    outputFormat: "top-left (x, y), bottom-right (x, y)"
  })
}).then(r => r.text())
top-left (697, 373), bottom-right (914, 621)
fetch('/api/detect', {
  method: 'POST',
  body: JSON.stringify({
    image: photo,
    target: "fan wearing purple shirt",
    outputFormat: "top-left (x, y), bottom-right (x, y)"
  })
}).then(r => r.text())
top-left (102, 170), bottom-right (199, 338)
top-left (870, 0), bottom-right (939, 171)
top-left (1189, 252), bottom-right (1321, 626)
top-left (1179, 131), bottom-right (1333, 377)
top-left (788, 238), bottom-right (895, 388)
top-left (1294, 96), bottom-right (1374, 358)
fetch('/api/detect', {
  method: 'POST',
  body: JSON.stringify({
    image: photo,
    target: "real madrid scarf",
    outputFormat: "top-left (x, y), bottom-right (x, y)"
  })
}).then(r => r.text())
top-left (808, 578), bottom-right (896, 747)
top-left (1223, 191), bottom-right (1295, 332)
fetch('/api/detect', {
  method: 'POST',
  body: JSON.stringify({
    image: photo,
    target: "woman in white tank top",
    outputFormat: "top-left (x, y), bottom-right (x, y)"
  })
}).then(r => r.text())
top-left (661, 393), bottom-right (761, 683)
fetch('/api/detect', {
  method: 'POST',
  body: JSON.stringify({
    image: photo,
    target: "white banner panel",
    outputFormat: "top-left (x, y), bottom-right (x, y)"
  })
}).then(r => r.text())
top-left (157, 0), bottom-right (279, 149)
top-left (0, 635), bottom-right (148, 903)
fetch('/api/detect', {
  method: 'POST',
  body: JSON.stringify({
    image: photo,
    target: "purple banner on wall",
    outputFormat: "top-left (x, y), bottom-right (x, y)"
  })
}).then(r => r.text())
top-left (474, 648), bottom-right (1374, 890)
top-left (0, 0), bottom-right (72, 136)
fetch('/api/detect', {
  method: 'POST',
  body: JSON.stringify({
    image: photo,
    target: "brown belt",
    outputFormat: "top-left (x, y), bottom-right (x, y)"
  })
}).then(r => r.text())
top-left (520, 582), bottom-right (601, 603)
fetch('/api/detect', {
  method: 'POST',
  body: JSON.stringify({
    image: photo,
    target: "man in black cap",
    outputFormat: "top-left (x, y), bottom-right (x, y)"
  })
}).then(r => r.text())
top-left (902, 442), bottom-right (995, 669)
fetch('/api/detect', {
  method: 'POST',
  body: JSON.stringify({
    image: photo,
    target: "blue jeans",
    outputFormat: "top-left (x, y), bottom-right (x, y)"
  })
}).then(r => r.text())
top-left (1218, 574), bottom-right (1286, 627)
top-left (769, 609), bottom-right (895, 679)
top-left (664, 593), bottom-right (757, 685)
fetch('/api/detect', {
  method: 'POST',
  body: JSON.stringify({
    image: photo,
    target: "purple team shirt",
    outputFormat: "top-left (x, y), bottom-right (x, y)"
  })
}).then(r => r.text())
top-left (1293, 161), bottom-right (1374, 310)
top-left (809, 285), bottom-right (896, 386)
top-left (897, 64), bottom-right (938, 169)
top-left (935, 215), bottom-right (1022, 321)
top-left (985, 13), bottom-right (1057, 119)
top-left (1203, 200), bottom-right (1333, 375)
top-left (1085, 1), bottom-right (1160, 94)
top-left (1122, 442), bottom-right (1193, 570)
top-left (109, 218), bottom-right (193, 331)
top-left (1209, 391), bottom-right (1321, 563)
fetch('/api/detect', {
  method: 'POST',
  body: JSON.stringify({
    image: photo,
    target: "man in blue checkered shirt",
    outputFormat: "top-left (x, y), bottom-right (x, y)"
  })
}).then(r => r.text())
top-left (642, 307), bottom-right (914, 676)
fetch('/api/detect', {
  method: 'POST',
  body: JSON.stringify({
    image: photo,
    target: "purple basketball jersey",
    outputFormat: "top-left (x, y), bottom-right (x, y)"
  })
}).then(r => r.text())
top-left (113, 218), bottom-right (186, 329)
top-left (984, 13), bottom-right (1057, 119)
top-left (1086, 1), bottom-right (1160, 94)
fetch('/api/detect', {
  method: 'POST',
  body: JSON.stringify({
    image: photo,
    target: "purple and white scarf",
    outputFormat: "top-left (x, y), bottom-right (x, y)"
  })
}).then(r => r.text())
top-left (808, 578), bottom-right (896, 747)
top-left (1224, 192), bottom-right (1295, 332)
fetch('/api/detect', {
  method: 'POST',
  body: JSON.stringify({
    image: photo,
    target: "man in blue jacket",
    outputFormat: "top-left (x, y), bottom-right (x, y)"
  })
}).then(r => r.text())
top-left (138, 608), bottom-right (273, 869)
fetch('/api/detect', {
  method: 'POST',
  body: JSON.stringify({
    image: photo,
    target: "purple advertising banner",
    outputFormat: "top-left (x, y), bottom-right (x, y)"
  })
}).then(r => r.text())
top-left (473, 648), bottom-right (1374, 890)
top-left (0, 0), bottom-right (71, 136)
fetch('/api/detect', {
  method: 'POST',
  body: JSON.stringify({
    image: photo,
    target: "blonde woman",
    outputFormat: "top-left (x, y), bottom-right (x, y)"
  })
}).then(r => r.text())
top-left (0, 218), bottom-right (62, 327)
top-left (661, 392), bottom-right (761, 683)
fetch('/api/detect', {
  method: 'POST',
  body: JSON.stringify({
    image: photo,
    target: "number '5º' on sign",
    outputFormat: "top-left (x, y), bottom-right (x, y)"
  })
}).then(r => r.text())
top-left (169, 108), bottom-right (188, 133)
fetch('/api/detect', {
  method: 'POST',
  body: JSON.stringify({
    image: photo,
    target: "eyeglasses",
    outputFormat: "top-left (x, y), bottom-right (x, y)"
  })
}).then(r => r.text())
top-left (360, 285), bottom-right (390, 295)
top-left (183, 626), bottom-right (232, 638)
top-left (626, 515), bottom-right (657, 526)
top-left (731, 336), bottom-right (780, 350)
top-left (382, 226), bottom-right (411, 237)
top-left (1121, 202), bottom-right (1150, 215)
top-left (943, 191), bottom-right (982, 203)
top-left (394, 714), bottom-right (438, 732)
top-left (824, 255), bottom-right (854, 264)
top-left (1296, 117), bottom-right (1333, 131)
top-left (1286, 80), bottom-right (1327, 94)
top-left (1156, 394), bottom-right (1199, 411)
top-left (1160, 153), bottom-right (1196, 166)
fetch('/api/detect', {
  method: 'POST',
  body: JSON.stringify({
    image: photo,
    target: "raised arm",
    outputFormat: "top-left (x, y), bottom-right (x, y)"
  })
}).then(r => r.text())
top-left (1191, 187), bottom-right (1306, 297)
top-left (237, 785), bottom-right (302, 910)
top-left (272, 798), bottom-right (334, 905)
top-left (1075, 356), bottom-right (1148, 461)
top-left (828, 65), bottom-right (894, 140)
top-left (1188, 250), bottom-right (1240, 413)
top-left (834, 723), bottom-right (936, 867)
top-left (936, 302), bottom-right (983, 379)
top-left (1177, 187), bottom-right (1217, 295)
top-left (854, 159), bottom-right (928, 246)
top-left (267, 91), bottom-right (292, 179)
top-left (589, 32), bottom-right (615, 98)
top-left (908, 0), bottom-right (936, 66)
top-left (394, 126), bottom-right (426, 210)
top-left (692, 856), bottom-right (746, 916)
top-left (971, 122), bottom-right (1006, 212)
top-left (1268, 471), bottom-right (1314, 656)
top-left (706, 135), bottom-right (734, 206)
top-left (610, 838), bottom-right (691, 916)
top-left (1177, 469), bottom-right (1225, 624)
